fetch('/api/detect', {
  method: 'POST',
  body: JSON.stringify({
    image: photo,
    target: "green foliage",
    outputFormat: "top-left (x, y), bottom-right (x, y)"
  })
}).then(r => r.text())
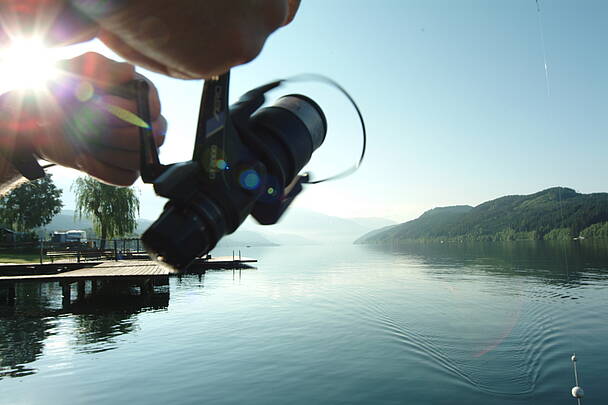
top-left (357, 187), bottom-right (608, 244)
top-left (580, 222), bottom-right (608, 239)
top-left (543, 228), bottom-right (572, 241)
top-left (0, 174), bottom-right (63, 232)
top-left (72, 177), bottom-right (139, 249)
top-left (15, 230), bottom-right (40, 243)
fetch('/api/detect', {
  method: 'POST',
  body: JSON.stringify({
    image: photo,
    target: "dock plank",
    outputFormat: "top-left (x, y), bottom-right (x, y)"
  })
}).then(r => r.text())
top-left (0, 260), bottom-right (173, 282)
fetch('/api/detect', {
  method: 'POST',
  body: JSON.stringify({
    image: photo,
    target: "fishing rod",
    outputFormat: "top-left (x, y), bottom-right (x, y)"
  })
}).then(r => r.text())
top-left (129, 71), bottom-right (367, 270)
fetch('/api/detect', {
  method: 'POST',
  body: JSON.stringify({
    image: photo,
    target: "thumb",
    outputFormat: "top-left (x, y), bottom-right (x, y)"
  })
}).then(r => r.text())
top-left (55, 52), bottom-right (136, 91)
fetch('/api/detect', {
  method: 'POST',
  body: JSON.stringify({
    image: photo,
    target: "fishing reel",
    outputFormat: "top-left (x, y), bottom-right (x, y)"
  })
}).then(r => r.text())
top-left (129, 72), bottom-right (328, 270)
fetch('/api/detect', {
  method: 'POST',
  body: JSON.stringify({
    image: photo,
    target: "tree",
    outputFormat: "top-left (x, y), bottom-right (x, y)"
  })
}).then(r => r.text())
top-left (72, 177), bottom-right (139, 250)
top-left (0, 174), bottom-right (63, 232)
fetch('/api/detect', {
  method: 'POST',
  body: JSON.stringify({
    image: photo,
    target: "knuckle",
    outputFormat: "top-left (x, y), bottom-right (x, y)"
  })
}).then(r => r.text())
top-left (119, 172), bottom-right (139, 186)
top-left (263, 0), bottom-right (290, 29)
top-left (229, 31), bottom-right (265, 66)
top-left (104, 171), bottom-right (138, 187)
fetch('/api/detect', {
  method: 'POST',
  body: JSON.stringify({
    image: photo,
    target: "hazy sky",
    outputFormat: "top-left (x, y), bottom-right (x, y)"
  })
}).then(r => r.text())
top-left (6, 0), bottom-right (608, 223)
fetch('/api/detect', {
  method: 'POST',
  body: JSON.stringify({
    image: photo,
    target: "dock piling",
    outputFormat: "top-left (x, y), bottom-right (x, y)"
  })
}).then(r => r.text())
top-left (39, 239), bottom-right (44, 265)
top-left (77, 280), bottom-right (86, 300)
top-left (2, 283), bottom-right (16, 305)
top-left (139, 278), bottom-right (154, 296)
top-left (62, 282), bottom-right (71, 307)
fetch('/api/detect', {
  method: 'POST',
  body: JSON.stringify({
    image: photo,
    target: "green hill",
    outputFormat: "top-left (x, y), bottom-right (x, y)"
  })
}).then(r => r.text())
top-left (355, 187), bottom-right (608, 244)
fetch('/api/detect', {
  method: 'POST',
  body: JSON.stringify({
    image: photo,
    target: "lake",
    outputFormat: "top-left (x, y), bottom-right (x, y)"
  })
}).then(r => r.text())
top-left (1, 242), bottom-right (607, 404)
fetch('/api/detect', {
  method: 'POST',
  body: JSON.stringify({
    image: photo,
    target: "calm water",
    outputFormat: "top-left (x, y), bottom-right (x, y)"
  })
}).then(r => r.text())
top-left (1, 242), bottom-right (607, 404)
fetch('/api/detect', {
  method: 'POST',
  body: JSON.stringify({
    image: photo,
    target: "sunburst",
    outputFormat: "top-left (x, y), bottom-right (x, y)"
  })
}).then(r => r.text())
top-left (0, 38), bottom-right (60, 93)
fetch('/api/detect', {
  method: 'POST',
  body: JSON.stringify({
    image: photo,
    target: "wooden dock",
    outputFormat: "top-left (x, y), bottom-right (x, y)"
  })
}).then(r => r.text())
top-left (188, 256), bottom-right (257, 271)
top-left (0, 256), bottom-right (257, 307)
top-left (0, 261), bottom-right (173, 307)
top-left (0, 260), bottom-right (173, 282)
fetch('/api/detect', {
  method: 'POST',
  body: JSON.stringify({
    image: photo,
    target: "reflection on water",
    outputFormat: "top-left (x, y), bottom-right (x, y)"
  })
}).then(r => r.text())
top-left (374, 240), bottom-right (608, 281)
top-left (0, 278), bottom-right (171, 379)
top-left (0, 243), bottom-right (607, 404)
top-left (363, 241), bottom-right (608, 398)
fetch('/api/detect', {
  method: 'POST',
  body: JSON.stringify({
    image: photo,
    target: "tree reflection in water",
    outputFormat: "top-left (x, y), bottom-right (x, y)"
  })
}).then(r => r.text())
top-left (0, 278), bottom-right (171, 379)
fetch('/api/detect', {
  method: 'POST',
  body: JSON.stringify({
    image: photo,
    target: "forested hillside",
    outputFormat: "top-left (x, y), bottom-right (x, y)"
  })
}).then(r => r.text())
top-left (356, 188), bottom-right (608, 243)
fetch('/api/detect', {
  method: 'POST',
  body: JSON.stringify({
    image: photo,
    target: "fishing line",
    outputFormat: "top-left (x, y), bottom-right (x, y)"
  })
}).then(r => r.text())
top-left (556, 188), bottom-right (570, 281)
top-left (538, 6), bottom-right (584, 398)
top-left (571, 354), bottom-right (584, 404)
top-left (535, 0), bottom-right (551, 96)
top-left (534, 3), bottom-right (585, 400)
top-left (281, 73), bottom-right (367, 184)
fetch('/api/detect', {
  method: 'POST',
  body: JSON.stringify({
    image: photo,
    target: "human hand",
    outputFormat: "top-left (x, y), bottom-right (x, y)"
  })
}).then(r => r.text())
top-left (0, 0), bottom-right (98, 46)
top-left (71, 0), bottom-right (301, 79)
top-left (0, 52), bottom-right (166, 186)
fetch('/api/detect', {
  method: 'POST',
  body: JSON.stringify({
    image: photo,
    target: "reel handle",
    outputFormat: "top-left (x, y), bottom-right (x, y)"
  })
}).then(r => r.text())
top-left (108, 79), bottom-right (167, 183)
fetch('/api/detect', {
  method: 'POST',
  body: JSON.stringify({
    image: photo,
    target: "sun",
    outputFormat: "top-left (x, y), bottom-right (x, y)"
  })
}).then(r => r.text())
top-left (0, 38), bottom-right (60, 93)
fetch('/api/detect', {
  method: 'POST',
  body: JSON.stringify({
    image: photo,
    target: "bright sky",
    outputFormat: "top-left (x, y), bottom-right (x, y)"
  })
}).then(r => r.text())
top-left (2, 0), bottom-right (607, 223)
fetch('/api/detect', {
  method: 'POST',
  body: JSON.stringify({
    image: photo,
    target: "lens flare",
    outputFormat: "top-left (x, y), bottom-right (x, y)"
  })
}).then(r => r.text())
top-left (101, 103), bottom-right (150, 129)
top-left (239, 169), bottom-right (261, 190)
top-left (74, 81), bottom-right (95, 102)
top-left (216, 159), bottom-right (228, 170)
top-left (259, 175), bottom-right (281, 202)
top-left (0, 38), bottom-right (59, 92)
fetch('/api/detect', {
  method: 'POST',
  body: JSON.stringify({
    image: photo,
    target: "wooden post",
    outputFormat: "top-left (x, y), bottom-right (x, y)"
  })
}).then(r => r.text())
top-left (114, 240), bottom-right (118, 261)
top-left (7, 283), bottom-right (16, 305)
top-left (39, 238), bottom-right (44, 264)
top-left (139, 278), bottom-right (154, 296)
top-left (136, 239), bottom-right (140, 253)
top-left (77, 281), bottom-right (85, 300)
top-left (62, 282), bottom-right (71, 307)
top-left (239, 250), bottom-right (241, 261)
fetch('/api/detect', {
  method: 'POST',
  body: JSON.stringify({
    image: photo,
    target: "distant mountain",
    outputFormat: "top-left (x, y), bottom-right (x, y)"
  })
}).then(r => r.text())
top-left (267, 233), bottom-right (319, 246)
top-left (39, 210), bottom-right (154, 239)
top-left (242, 208), bottom-right (397, 244)
top-left (41, 208), bottom-right (396, 246)
top-left (39, 210), bottom-right (92, 233)
top-left (348, 217), bottom-right (397, 230)
top-left (356, 188), bottom-right (608, 244)
top-left (135, 219), bottom-right (154, 235)
top-left (217, 230), bottom-right (278, 247)
top-left (356, 224), bottom-right (397, 241)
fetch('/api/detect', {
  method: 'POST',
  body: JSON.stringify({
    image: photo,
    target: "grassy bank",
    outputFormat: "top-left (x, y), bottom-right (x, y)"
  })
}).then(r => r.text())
top-left (0, 251), bottom-right (44, 263)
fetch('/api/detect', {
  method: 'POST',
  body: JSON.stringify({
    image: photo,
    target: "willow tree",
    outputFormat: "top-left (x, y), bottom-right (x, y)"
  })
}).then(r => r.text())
top-left (72, 177), bottom-right (139, 250)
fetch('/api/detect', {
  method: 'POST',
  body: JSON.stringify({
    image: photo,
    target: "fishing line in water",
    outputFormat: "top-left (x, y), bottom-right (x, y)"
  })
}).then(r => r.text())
top-left (556, 189), bottom-right (585, 403)
top-left (535, 0), bottom-right (551, 96)
top-left (556, 188), bottom-right (570, 281)
top-left (533, 3), bottom-right (585, 400)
